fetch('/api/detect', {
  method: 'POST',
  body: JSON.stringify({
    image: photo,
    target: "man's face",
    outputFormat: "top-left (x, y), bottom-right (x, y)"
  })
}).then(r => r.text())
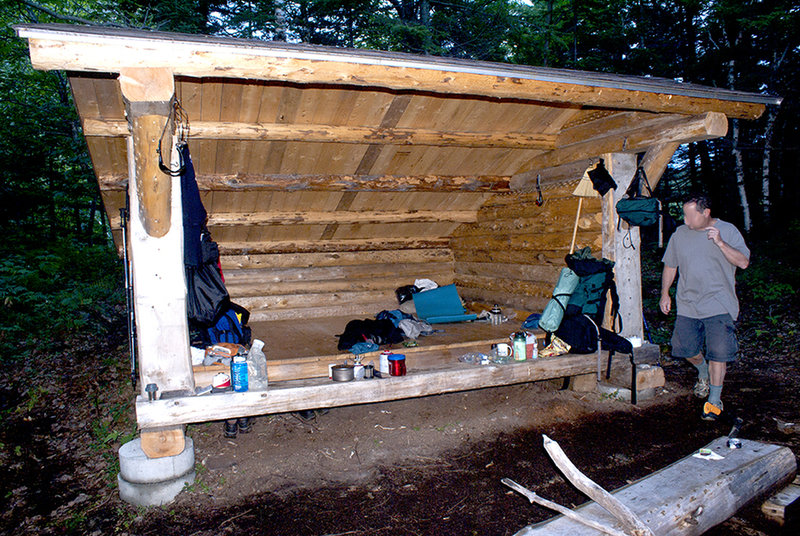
top-left (683, 202), bottom-right (711, 230)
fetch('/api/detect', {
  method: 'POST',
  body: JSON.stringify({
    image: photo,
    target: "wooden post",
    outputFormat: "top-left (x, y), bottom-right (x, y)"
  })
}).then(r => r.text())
top-left (602, 153), bottom-right (644, 339)
top-left (120, 68), bottom-right (194, 406)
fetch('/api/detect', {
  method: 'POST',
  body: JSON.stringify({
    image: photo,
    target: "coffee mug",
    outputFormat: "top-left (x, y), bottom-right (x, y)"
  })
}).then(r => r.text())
top-left (494, 343), bottom-right (512, 357)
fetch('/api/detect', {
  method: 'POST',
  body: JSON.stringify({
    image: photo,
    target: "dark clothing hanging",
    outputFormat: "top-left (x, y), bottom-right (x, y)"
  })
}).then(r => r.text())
top-left (181, 143), bottom-right (206, 268)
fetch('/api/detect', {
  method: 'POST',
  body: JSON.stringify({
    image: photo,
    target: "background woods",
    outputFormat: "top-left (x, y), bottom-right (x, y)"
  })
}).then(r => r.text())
top-left (1, 3), bottom-right (800, 534)
top-left (0, 0), bottom-right (798, 350)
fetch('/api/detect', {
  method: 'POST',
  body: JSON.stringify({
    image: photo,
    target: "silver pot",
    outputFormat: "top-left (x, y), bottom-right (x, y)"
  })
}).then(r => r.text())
top-left (331, 364), bottom-right (355, 382)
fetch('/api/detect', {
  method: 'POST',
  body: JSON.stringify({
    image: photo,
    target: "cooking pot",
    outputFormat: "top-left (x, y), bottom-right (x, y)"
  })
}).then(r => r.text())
top-left (331, 364), bottom-right (355, 382)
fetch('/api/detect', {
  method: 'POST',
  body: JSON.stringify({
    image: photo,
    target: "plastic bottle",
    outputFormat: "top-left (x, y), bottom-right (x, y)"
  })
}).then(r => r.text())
top-left (246, 339), bottom-right (268, 390)
top-left (526, 332), bottom-right (538, 360)
top-left (231, 355), bottom-right (249, 392)
top-left (513, 332), bottom-right (527, 361)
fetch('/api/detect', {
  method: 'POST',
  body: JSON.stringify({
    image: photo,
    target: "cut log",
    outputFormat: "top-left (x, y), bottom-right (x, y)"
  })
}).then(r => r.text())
top-left (220, 248), bottom-right (453, 270)
top-left (83, 118), bottom-right (557, 149)
top-left (515, 437), bottom-right (797, 536)
top-left (761, 475), bottom-right (800, 525)
top-left (140, 426), bottom-right (185, 459)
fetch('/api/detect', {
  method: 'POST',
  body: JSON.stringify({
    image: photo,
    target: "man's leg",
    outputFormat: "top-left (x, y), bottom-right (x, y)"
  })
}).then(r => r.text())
top-left (707, 360), bottom-right (727, 407)
top-left (672, 316), bottom-right (708, 397)
top-left (702, 314), bottom-right (738, 420)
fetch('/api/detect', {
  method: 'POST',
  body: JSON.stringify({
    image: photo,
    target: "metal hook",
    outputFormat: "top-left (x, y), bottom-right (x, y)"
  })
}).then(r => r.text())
top-left (157, 98), bottom-right (189, 176)
top-left (535, 174), bottom-right (544, 206)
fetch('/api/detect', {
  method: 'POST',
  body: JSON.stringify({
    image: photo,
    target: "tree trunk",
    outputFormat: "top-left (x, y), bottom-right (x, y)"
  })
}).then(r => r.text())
top-left (761, 105), bottom-right (777, 225)
top-left (724, 29), bottom-right (751, 232)
top-left (731, 119), bottom-right (751, 232)
top-left (544, 0), bottom-right (553, 67)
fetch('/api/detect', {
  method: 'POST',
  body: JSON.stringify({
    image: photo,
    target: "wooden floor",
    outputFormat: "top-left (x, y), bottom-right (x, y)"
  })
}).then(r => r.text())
top-left (250, 316), bottom-right (524, 360)
top-left (195, 316), bottom-right (541, 384)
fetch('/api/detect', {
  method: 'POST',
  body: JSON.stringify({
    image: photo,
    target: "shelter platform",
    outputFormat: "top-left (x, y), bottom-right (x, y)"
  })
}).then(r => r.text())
top-left (193, 316), bottom-right (533, 385)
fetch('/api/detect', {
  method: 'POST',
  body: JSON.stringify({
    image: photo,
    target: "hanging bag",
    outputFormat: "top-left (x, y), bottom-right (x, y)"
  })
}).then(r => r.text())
top-left (616, 167), bottom-right (660, 227)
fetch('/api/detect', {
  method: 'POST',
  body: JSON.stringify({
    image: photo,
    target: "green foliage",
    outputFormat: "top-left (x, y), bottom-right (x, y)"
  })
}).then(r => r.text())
top-left (0, 240), bottom-right (124, 360)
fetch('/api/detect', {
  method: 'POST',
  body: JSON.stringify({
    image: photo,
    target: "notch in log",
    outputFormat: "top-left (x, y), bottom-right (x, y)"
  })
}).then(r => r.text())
top-left (119, 67), bottom-right (175, 238)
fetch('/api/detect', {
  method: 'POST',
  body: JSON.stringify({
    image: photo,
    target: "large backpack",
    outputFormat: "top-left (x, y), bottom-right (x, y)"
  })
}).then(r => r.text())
top-left (564, 248), bottom-right (620, 328)
top-left (549, 248), bottom-right (622, 354)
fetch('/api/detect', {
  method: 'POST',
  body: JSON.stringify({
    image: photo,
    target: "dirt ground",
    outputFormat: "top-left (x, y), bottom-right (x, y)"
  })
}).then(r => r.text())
top-left (1, 323), bottom-right (799, 536)
top-left (1, 247), bottom-right (799, 535)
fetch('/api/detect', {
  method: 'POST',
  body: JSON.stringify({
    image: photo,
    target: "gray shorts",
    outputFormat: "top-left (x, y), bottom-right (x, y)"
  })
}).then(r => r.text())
top-left (671, 314), bottom-right (739, 362)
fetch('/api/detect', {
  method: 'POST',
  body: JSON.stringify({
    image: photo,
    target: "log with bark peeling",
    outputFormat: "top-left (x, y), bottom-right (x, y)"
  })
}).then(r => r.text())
top-left (508, 436), bottom-right (796, 536)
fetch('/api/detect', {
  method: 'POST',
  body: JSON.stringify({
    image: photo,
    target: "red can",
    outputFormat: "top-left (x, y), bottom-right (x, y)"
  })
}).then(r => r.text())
top-left (388, 353), bottom-right (406, 376)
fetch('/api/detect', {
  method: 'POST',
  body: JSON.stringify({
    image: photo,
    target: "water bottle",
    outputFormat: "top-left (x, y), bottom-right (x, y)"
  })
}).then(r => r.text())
top-left (247, 339), bottom-right (268, 390)
top-left (513, 332), bottom-right (527, 361)
top-left (231, 355), bottom-right (249, 392)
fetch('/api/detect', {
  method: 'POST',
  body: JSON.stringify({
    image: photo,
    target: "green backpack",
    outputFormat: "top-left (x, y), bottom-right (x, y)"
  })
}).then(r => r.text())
top-left (564, 248), bottom-right (621, 329)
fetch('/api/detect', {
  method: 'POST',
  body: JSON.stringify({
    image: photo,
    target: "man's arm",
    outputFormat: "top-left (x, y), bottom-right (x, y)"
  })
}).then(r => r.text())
top-left (660, 265), bottom-right (677, 315)
top-left (706, 227), bottom-right (749, 269)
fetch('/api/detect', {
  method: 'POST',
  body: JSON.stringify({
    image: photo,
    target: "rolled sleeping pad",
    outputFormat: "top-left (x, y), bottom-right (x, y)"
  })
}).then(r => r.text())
top-left (538, 268), bottom-right (580, 333)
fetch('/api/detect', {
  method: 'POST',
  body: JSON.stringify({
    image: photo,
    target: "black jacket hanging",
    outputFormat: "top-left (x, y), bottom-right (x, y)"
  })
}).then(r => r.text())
top-left (180, 143), bottom-right (230, 326)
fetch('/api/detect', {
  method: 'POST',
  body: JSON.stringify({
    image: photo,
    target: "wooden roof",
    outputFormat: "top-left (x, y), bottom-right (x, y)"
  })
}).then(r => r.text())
top-left (15, 24), bottom-right (777, 255)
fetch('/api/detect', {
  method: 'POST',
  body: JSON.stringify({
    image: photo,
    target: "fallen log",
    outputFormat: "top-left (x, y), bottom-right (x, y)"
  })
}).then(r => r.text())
top-left (512, 436), bottom-right (796, 535)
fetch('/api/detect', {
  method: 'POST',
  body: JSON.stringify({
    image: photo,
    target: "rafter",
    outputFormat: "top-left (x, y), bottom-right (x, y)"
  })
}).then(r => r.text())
top-left (82, 119), bottom-right (557, 150)
top-left (98, 173), bottom-right (512, 192)
top-left (511, 112), bottom-right (727, 189)
top-left (108, 209), bottom-right (478, 229)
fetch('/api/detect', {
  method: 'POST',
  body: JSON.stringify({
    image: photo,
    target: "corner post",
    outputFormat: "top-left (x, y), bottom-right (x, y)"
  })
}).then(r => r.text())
top-left (601, 153), bottom-right (644, 340)
top-left (120, 67), bottom-right (194, 402)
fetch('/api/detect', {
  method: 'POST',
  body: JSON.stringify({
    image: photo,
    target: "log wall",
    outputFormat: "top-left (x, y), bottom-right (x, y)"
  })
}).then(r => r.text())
top-left (221, 248), bottom-right (455, 321)
top-left (452, 182), bottom-right (604, 312)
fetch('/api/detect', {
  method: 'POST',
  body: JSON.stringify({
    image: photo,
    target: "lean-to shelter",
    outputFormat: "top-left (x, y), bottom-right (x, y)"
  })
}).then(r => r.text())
top-left (15, 24), bottom-right (778, 450)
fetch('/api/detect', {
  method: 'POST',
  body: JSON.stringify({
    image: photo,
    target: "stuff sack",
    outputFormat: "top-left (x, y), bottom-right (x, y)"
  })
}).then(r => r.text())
top-left (337, 319), bottom-right (405, 351)
top-left (206, 302), bottom-right (251, 345)
top-left (616, 166), bottom-right (660, 228)
top-left (538, 268), bottom-right (580, 333)
top-left (616, 197), bottom-right (660, 227)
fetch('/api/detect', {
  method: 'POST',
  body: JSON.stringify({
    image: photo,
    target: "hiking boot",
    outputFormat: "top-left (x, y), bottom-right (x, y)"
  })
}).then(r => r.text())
top-left (237, 417), bottom-right (253, 433)
top-left (295, 409), bottom-right (316, 422)
top-left (223, 419), bottom-right (238, 438)
top-left (693, 378), bottom-right (710, 398)
top-left (701, 401), bottom-right (723, 421)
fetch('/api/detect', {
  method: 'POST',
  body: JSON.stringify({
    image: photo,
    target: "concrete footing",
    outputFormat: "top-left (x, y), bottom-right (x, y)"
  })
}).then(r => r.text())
top-left (117, 437), bottom-right (195, 506)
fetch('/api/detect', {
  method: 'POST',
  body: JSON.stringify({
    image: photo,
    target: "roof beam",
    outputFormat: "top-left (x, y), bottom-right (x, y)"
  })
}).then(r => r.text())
top-left (18, 26), bottom-right (765, 119)
top-left (98, 173), bottom-right (511, 192)
top-left (511, 112), bottom-right (727, 189)
top-left (82, 119), bottom-right (556, 150)
top-left (108, 209), bottom-right (477, 229)
top-left (640, 142), bottom-right (681, 191)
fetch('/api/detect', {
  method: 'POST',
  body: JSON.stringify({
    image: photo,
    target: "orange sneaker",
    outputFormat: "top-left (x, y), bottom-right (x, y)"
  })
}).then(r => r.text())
top-left (701, 401), bottom-right (723, 421)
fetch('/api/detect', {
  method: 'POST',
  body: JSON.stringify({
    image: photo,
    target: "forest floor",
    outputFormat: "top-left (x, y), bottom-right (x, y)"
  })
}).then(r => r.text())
top-left (1, 246), bottom-right (799, 536)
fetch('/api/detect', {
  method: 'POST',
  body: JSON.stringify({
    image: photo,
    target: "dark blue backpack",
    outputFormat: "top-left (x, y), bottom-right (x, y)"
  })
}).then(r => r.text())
top-left (206, 302), bottom-right (251, 345)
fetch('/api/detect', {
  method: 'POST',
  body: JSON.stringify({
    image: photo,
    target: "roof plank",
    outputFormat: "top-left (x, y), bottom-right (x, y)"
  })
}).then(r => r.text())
top-left (18, 24), bottom-right (773, 119)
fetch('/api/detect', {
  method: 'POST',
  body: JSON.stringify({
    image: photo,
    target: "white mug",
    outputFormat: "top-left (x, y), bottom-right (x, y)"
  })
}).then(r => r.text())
top-left (495, 343), bottom-right (512, 357)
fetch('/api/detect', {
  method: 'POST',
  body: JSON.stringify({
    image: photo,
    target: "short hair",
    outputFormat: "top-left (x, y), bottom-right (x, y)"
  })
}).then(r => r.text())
top-left (684, 193), bottom-right (712, 213)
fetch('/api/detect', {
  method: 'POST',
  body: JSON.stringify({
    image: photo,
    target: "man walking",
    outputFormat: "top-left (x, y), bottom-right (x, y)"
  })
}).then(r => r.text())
top-left (660, 194), bottom-right (750, 420)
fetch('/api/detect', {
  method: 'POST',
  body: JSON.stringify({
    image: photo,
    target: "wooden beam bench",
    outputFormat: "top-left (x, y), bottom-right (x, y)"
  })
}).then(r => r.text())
top-left (137, 353), bottom-right (604, 429)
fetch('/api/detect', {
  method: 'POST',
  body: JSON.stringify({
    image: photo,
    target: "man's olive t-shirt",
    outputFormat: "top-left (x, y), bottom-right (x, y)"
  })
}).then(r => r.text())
top-left (662, 219), bottom-right (749, 320)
